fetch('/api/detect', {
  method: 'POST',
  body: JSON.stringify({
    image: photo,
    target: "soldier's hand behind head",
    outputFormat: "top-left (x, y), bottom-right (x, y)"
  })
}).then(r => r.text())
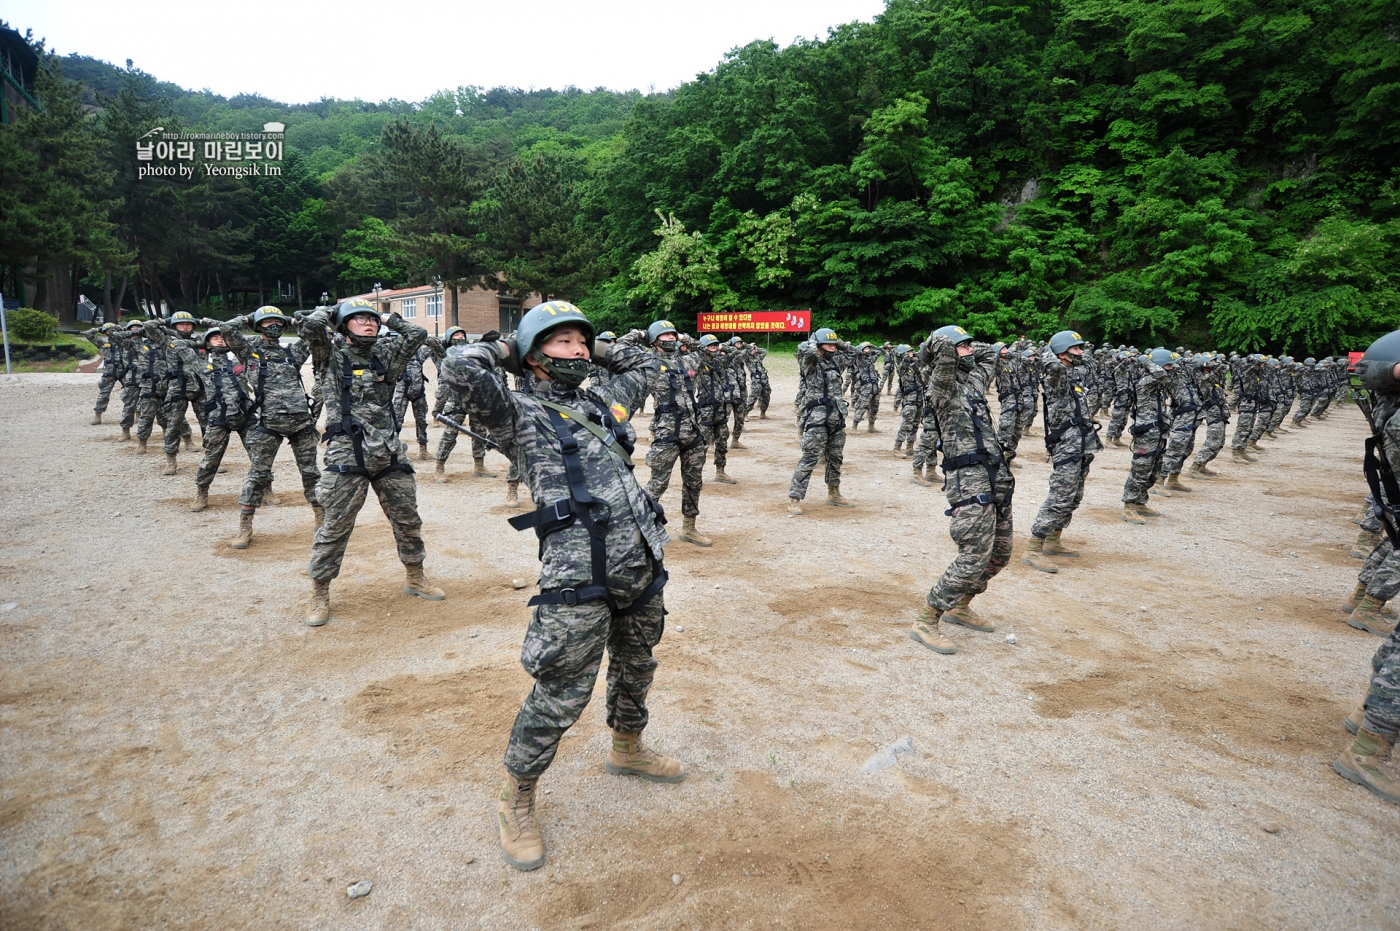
top-left (480, 329), bottom-right (501, 343)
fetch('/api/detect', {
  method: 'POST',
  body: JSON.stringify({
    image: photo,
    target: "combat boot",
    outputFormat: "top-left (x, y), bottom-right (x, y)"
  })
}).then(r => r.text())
top-left (312, 505), bottom-right (325, 528)
top-left (788, 497), bottom-right (803, 517)
top-left (262, 486), bottom-right (282, 507)
top-left (731, 437), bottom-right (747, 449)
top-left (404, 563), bottom-right (446, 600)
top-left (506, 482), bottom-right (520, 508)
top-left (893, 443), bottom-right (909, 460)
top-left (1334, 728), bottom-right (1400, 807)
top-left (230, 508), bottom-right (254, 549)
top-left (1187, 462), bottom-right (1215, 479)
top-left (678, 517), bottom-right (713, 547)
top-left (1021, 536), bottom-right (1058, 574)
top-left (826, 484), bottom-right (853, 508)
top-left (1150, 478), bottom-right (1172, 497)
top-left (190, 485), bottom-right (209, 513)
top-left (866, 422), bottom-right (878, 433)
top-left (497, 769), bottom-right (546, 871)
top-left (943, 594), bottom-right (996, 632)
top-left (605, 730), bottom-right (687, 783)
top-left (1121, 504), bottom-right (1146, 524)
top-left (470, 458), bottom-right (496, 478)
top-left (120, 426), bottom-right (131, 442)
top-left (1044, 529), bottom-right (1080, 557)
top-left (90, 412), bottom-right (102, 425)
top-left (910, 465), bottom-right (933, 487)
top-left (435, 460), bottom-right (449, 484)
top-left (306, 579), bottom-right (330, 627)
top-left (418, 442), bottom-right (430, 461)
top-left (182, 433), bottom-right (193, 450)
top-left (1342, 582), bottom-right (1368, 614)
top-left (1165, 473), bottom-right (1192, 493)
top-left (162, 454), bottom-right (179, 475)
top-left (908, 606), bottom-right (956, 654)
top-left (714, 467), bottom-right (737, 484)
top-left (137, 437), bottom-right (148, 454)
top-left (1248, 438), bottom-right (1267, 453)
top-left (1345, 702), bottom-right (1366, 736)
top-left (1351, 530), bottom-right (1380, 559)
top-left (1231, 447), bottom-right (1253, 464)
top-left (1349, 595), bottom-right (1396, 636)
top-left (1110, 435), bottom-right (1124, 448)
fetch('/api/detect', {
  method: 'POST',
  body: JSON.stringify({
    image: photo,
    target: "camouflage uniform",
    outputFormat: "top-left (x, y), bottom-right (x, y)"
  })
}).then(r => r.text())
top-left (744, 346), bottom-right (771, 417)
top-left (299, 311), bottom-right (430, 580)
top-left (1160, 365), bottom-right (1202, 478)
top-left (881, 345), bottom-right (897, 394)
top-left (1355, 391), bottom-right (1400, 734)
top-left (83, 327), bottom-right (126, 416)
top-left (850, 347), bottom-right (882, 430)
top-left (108, 330), bottom-right (141, 431)
top-left (392, 342), bottom-right (432, 447)
top-left (1230, 356), bottom-right (1264, 450)
top-left (1249, 363), bottom-right (1280, 444)
top-left (145, 320), bottom-right (203, 456)
top-left (1029, 351), bottom-right (1102, 539)
top-left (439, 339), bottom-right (670, 781)
top-left (1104, 353), bottom-right (1136, 442)
top-left (894, 351), bottom-right (924, 452)
top-left (790, 339), bottom-right (853, 499)
top-left (220, 316), bottom-right (320, 508)
top-left (1121, 361), bottom-right (1171, 505)
top-left (1017, 350), bottom-right (1040, 436)
top-left (1192, 361), bottom-right (1230, 467)
top-left (193, 342), bottom-right (252, 492)
top-left (1294, 362), bottom-right (1319, 423)
top-left (725, 344), bottom-right (749, 444)
top-left (1312, 360), bottom-right (1339, 417)
top-left (693, 345), bottom-right (732, 475)
top-left (430, 336), bottom-right (492, 466)
top-left (620, 331), bottom-right (709, 520)
top-left (994, 349), bottom-right (1024, 461)
top-left (129, 326), bottom-right (171, 444)
top-left (921, 338), bottom-right (1013, 609)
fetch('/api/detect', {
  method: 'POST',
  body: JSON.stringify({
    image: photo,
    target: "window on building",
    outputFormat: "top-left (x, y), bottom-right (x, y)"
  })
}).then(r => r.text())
top-left (402, 298), bottom-right (416, 318)
top-left (498, 297), bottom-right (523, 334)
top-left (427, 293), bottom-right (442, 318)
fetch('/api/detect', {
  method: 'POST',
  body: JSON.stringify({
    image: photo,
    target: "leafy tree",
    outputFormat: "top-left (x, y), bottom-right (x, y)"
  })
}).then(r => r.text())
top-left (630, 212), bottom-right (733, 313)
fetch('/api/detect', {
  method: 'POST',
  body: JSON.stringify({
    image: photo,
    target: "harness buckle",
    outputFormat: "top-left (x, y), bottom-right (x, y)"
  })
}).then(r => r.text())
top-left (559, 587), bottom-right (580, 607)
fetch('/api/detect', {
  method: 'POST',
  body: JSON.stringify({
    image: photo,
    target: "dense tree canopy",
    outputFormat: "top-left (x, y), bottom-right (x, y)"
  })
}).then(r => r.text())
top-left (3, 1), bottom-right (1396, 351)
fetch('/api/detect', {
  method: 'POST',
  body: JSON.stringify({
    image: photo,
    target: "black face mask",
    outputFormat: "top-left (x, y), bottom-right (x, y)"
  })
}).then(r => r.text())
top-left (261, 324), bottom-right (284, 339)
top-left (958, 353), bottom-right (976, 371)
top-left (530, 350), bottom-right (591, 389)
top-left (658, 341), bottom-right (679, 353)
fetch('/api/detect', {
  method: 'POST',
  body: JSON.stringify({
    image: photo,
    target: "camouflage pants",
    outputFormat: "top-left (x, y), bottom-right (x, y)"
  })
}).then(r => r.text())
top-left (310, 380), bottom-right (325, 425)
top-left (119, 381), bottom-right (139, 429)
top-left (645, 434), bottom-right (707, 519)
top-left (1122, 432), bottom-right (1164, 505)
top-left (1193, 419), bottom-right (1228, 466)
top-left (436, 401), bottom-right (488, 463)
top-left (882, 366), bottom-right (896, 394)
top-left (895, 398), bottom-right (921, 447)
top-left (1030, 454), bottom-right (1092, 538)
top-left (1019, 391), bottom-right (1038, 433)
top-left (94, 370), bottom-right (121, 414)
top-left (135, 382), bottom-right (171, 442)
top-left (790, 414), bottom-right (846, 500)
top-left (1293, 394), bottom-right (1316, 422)
top-left (746, 377), bottom-right (771, 416)
top-left (1358, 495), bottom-right (1382, 534)
top-left (162, 396), bottom-right (204, 456)
top-left (912, 408), bottom-right (941, 471)
top-left (504, 562), bottom-right (666, 780)
top-left (1248, 403), bottom-right (1276, 444)
top-left (730, 397), bottom-right (748, 443)
top-left (1362, 540), bottom-right (1400, 601)
top-left (1160, 415), bottom-right (1199, 476)
top-left (1267, 398), bottom-right (1292, 432)
top-left (239, 425), bottom-right (321, 508)
top-left (1231, 403), bottom-right (1257, 449)
top-left (309, 466), bottom-right (425, 581)
top-left (1314, 392), bottom-right (1335, 416)
top-left (195, 420), bottom-right (248, 490)
top-left (1363, 621), bottom-right (1400, 736)
top-left (393, 384), bottom-right (429, 447)
top-left (996, 400), bottom-right (1021, 461)
top-left (928, 490), bottom-right (1013, 611)
top-left (852, 386), bottom-right (880, 428)
top-left (708, 415), bottom-right (730, 471)
top-left (1105, 392), bottom-right (1131, 441)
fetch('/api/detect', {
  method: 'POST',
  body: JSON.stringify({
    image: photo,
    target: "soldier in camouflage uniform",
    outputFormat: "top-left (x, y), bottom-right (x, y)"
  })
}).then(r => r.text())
top-left (189, 327), bottom-right (252, 513)
top-left (128, 317), bottom-right (172, 454)
top-left (146, 312), bottom-right (204, 475)
top-left (994, 344), bottom-right (1024, 467)
top-left (693, 335), bottom-right (737, 484)
top-left (724, 337), bottom-right (751, 448)
top-left (789, 328), bottom-right (855, 514)
top-left (881, 341), bottom-right (897, 394)
top-left (439, 300), bottom-right (684, 872)
top-left (1312, 358), bottom-right (1340, 419)
top-left (393, 339), bottom-right (433, 461)
top-left (1157, 351), bottom-right (1202, 493)
top-left (1334, 333), bottom-right (1400, 806)
top-left (1229, 354), bottom-right (1265, 462)
top-left (1104, 350), bottom-right (1136, 445)
top-left (892, 345), bottom-right (923, 459)
top-left (431, 327), bottom-right (501, 483)
top-left (1017, 346), bottom-right (1040, 438)
top-left (744, 343), bottom-right (771, 419)
top-left (83, 323), bottom-right (125, 425)
top-left (298, 299), bottom-right (444, 626)
top-left (1023, 331), bottom-right (1102, 571)
top-left (622, 320), bottom-right (714, 547)
top-left (850, 342), bottom-right (883, 433)
top-left (1187, 353), bottom-right (1229, 479)
top-left (1119, 349), bottom-right (1174, 523)
top-left (1293, 358), bottom-right (1320, 425)
top-left (908, 326), bottom-right (1013, 656)
top-left (219, 307), bottom-right (322, 550)
top-left (108, 321), bottom-right (144, 441)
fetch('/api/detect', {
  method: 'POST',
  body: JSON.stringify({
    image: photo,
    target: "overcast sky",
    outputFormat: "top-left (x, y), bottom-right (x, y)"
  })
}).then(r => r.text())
top-left (8, 0), bottom-right (888, 103)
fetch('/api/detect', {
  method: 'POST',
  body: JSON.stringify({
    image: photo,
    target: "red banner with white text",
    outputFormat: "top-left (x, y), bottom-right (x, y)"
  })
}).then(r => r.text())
top-left (696, 310), bottom-right (811, 333)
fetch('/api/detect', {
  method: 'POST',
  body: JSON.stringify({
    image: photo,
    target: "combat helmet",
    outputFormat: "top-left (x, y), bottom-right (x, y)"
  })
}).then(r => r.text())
top-left (1357, 329), bottom-right (1400, 394)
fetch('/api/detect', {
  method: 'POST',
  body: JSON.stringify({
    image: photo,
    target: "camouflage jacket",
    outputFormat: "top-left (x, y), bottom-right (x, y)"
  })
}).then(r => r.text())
top-left (220, 316), bottom-right (313, 434)
top-left (300, 311), bottom-right (427, 471)
top-left (144, 322), bottom-right (206, 402)
top-left (745, 346), bottom-right (770, 383)
top-left (439, 341), bottom-right (669, 588)
top-left (125, 329), bottom-right (168, 392)
top-left (796, 340), bottom-right (853, 423)
top-left (851, 349), bottom-right (881, 390)
top-left (1038, 349), bottom-right (1103, 460)
top-left (1130, 362), bottom-right (1171, 435)
top-left (199, 349), bottom-right (251, 427)
top-left (692, 346), bottom-right (732, 426)
top-left (723, 346), bottom-right (748, 400)
top-left (922, 338), bottom-right (1011, 501)
top-left (1167, 367), bottom-right (1202, 422)
top-left (397, 342), bottom-right (430, 399)
top-left (83, 328), bottom-right (126, 377)
top-left (619, 330), bottom-right (704, 444)
top-left (1232, 357), bottom-right (1264, 403)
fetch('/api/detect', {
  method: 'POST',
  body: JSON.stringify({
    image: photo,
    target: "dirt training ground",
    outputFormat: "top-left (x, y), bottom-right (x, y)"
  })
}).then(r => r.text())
top-left (2, 365), bottom-right (1398, 930)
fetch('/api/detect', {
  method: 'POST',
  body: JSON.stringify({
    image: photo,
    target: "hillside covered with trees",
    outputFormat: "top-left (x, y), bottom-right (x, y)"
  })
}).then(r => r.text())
top-left (3, 0), bottom-right (1397, 353)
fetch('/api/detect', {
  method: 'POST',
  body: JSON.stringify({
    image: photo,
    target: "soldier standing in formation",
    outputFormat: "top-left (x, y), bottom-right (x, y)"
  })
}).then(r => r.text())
top-left (1187, 353), bottom-right (1229, 479)
top-left (189, 326), bottom-right (251, 513)
top-left (83, 323), bottom-right (125, 426)
top-left (146, 311), bottom-right (204, 476)
top-left (393, 338), bottom-right (433, 462)
top-left (1157, 349), bottom-right (1201, 493)
top-left (789, 327), bottom-right (855, 515)
top-left (1119, 348), bottom-right (1174, 524)
top-left (849, 342), bottom-right (883, 433)
top-left (726, 336), bottom-right (750, 449)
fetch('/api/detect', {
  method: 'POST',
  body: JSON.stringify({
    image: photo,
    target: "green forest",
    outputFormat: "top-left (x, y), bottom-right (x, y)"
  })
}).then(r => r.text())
top-left (2, 0), bottom-right (1398, 353)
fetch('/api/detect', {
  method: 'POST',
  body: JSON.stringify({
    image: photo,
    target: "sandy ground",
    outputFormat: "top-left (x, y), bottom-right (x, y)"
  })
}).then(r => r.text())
top-left (1, 362), bottom-right (1398, 931)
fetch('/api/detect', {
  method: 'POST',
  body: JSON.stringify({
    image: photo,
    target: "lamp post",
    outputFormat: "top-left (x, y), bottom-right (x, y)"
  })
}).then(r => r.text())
top-left (372, 282), bottom-right (382, 314)
top-left (320, 291), bottom-right (331, 309)
top-left (432, 276), bottom-right (442, 339)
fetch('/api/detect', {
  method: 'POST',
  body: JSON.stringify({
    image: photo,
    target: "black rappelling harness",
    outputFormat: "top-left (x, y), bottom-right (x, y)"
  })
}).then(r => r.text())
top-left (138, 340), bottom-right (162, 399)
top-left (1129, 385), bottom-right (1168, 459)
top-left (203, 360), bottom-right (249, 427)
top-left (321, 351), bottom-right (414, 481)
top-left (1042, 380), bottom-right (1100, 463)
top-left (1361, 396), bottom-right (1400, 549)
top-left (942, 386), bottom-right (1014, 518)
top-left (246, 344), bottom-right (313, 439)
top-left (653, 365), bottom-right (705, 451)
top-left (508, 397), bottom-right (668, 614)
top-left (801, 360), bottom-right (846, 432)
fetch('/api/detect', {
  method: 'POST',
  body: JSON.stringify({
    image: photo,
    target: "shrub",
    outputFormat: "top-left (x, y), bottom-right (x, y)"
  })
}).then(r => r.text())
top-left (5, 308), bottom-right (58, 342)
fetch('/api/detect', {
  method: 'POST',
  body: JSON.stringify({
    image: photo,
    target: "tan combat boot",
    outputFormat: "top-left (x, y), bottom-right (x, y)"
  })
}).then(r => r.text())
top-left (1334, 728), bottom-right (1400, 806)
top-left (826, 484), bottom-right (853, 508)
top-left (909, 606), bottom-right (956, 654)
top-left (162, 454), bottom-right (179, 475)
top-left (1044, 529), bottom-right (1080, 557)
top-left (497, 769), bottom-right (546, 871)
top-left (262, 486), bottom-right (282, 507)
top-left (1021, 536), bottom-right (1058, 574)
top-left (788, 497), bottom-right (803, 517)
top-left (1187, 462), bottom-right (1213, 480)
top-left (120, 426), bottom-right (131, 441)
top-left (137, 437), bottom-right (148, 454)
top-left (893, 443), bottom-right (909, 460)
top-left (230, 508), bottom-right (254, 549)
top-left (190, 485), bottom-right (209, 513)
top-left (404, 563), bottom-right (446, 601)
top-left (1165, 473), bottom-right (1191, 492)
top-left (1349, 595), bottom-right (1396, 636)
top-left (731, 438), bottom-right (747, 449)
top-left (605, 730), bottom-right (687, 783)
top-left (1231, 447), bottom-right (1252, 464)
top-left (910, 465), bottom-right (933, 487)
top-left (506, 482), bottom-right (520, 508)
top-left (1352, 530), bottom-right (1380, 559)
top-left (90, 412), bottom-right (102, 425)
top-left (418, 442), bottom-right (430, 461)
top-left (1121, 504), bottom-right (1146, 524)
top-left (473, 458), bottom-right (498, 477)
top-left (1248, 439), bottom-right (1266, 453)
top-left (1345, 702), bottom-right (1366, 736)
top-left (1110, 435), bottom-right (1124, 447)
top-left (943, 594), bottom-right (996, 632)
top-left (435, 460), bottom-right (449, 484)
top-left (1342, 582), bottom-right (1368, 614)
top-left (1150, 477), bottom-right (1172, 497)
top-left (306, 579), bottom-right (330, 627)
top-left (182, 433), bottom-right (193, 450)
top-left (1136, 501), bottom-right (1162, 517)
top-left (678, 517), bottom-right (713, 547)
top-left (714, 467), bottom-right (737, 484)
